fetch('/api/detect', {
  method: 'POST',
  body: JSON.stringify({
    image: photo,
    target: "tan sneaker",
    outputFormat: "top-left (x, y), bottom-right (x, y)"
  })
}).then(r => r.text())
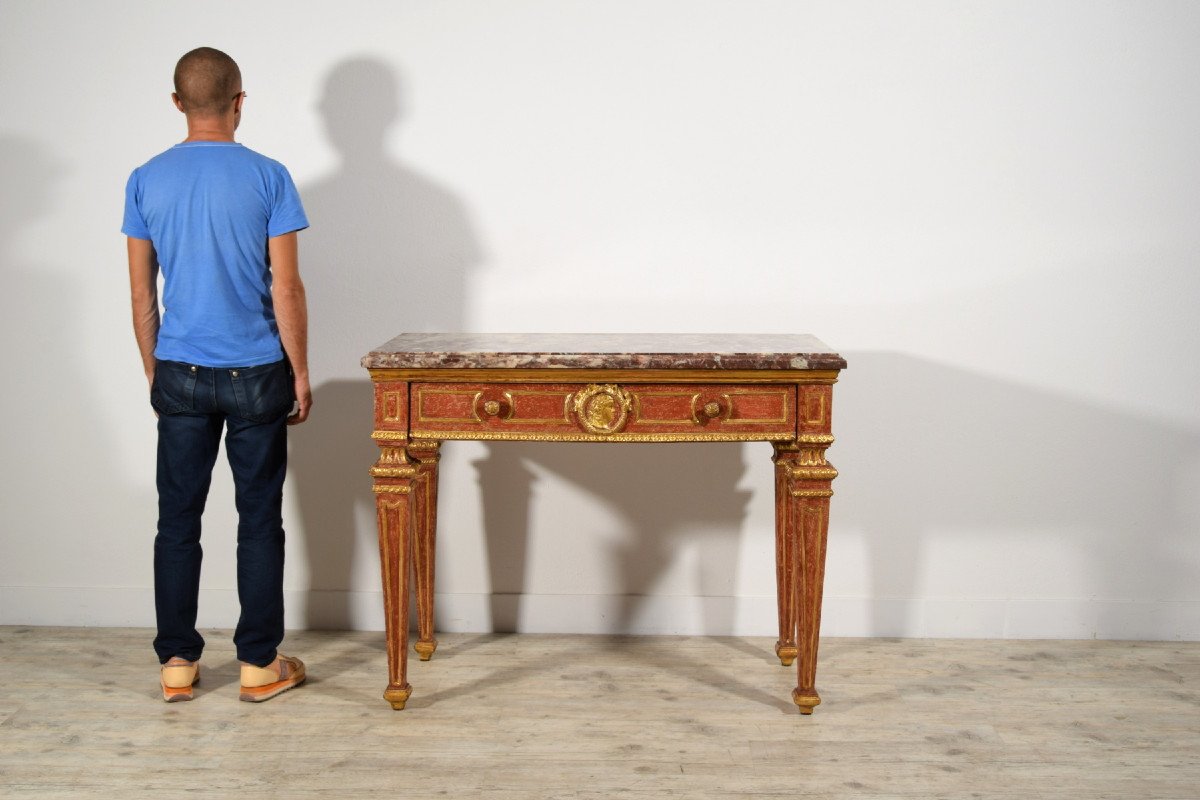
top-left (239, 654), bottom-right (305, 702)
top-left (160, 657), bottom-right (200, 702)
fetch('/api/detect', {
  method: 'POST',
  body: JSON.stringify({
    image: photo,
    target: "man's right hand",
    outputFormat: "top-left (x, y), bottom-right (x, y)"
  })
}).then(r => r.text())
top-left (128, 236), bottom-right (161, 416)
top-left (146, 369), bottom-right (159, 419)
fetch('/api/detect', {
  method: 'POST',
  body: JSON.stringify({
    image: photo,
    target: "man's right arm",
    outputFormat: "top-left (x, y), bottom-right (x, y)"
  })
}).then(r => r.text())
top-left (127, 236), bottom-right (160, 388)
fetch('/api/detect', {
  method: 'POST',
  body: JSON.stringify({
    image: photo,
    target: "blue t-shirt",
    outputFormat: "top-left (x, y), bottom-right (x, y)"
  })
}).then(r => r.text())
top-left (122, 141), bottom-right (309, 367)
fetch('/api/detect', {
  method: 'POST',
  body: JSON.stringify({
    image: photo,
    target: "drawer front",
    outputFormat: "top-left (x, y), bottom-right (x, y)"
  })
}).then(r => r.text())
top-left (410, 382), bottom-right (796, 441)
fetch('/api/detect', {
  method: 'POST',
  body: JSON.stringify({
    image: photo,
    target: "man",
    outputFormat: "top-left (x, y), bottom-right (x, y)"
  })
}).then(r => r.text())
top-left (123, 47), bottom-right (311, 702)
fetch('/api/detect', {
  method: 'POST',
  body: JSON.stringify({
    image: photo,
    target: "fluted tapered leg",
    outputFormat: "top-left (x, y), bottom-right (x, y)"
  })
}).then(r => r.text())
top-left (408, 440), bottom-right (441, 661)
top-left (775, 434), bottom-right (836, 714)
top-left (792, 491), bottom-right (831, 714)
top-left (375, 488), bottom-right (413, 709)
top-left (772, 442), bottom-right (798, 668)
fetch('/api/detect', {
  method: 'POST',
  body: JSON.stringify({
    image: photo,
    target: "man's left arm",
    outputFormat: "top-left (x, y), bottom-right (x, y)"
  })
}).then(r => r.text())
top-left (127, 237), bottom-right (160, 389)
top-left (269, 231), bottom-right (312, 425)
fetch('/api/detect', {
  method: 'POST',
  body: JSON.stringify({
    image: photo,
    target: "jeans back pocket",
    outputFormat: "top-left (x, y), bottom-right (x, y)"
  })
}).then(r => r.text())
top-left (230, 359), bottom-right (294, 422)
top-left (151, 361), bottom-right (197, 415)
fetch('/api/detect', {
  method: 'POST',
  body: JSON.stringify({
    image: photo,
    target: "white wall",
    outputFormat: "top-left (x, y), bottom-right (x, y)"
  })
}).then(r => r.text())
top-left (2, 1), bottom-right (1197, 640)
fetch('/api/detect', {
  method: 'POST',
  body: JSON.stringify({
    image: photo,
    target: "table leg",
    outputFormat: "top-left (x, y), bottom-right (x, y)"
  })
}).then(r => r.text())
top-left (772, 443), bottom-right (798, 668)
top-left (408, 440), bottom-right (442, 661)
top-left (372, 442), bottom-right (418, 710)
top-left (777, 436), bottom-right (836, 715)
top-left (792, 493), bottom-right (831, 714)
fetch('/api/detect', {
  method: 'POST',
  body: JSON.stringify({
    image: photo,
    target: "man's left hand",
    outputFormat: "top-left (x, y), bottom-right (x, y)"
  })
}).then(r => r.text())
top-left (288, 374), bottom-right (312, 425)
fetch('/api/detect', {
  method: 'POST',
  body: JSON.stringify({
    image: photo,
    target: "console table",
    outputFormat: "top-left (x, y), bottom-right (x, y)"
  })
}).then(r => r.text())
top-left (362, 333), bottom-right (846, 714)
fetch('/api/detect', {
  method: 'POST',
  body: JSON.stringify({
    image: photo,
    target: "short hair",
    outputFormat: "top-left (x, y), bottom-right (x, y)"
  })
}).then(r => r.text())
top-left (173, 47), bottom-right (241, 116)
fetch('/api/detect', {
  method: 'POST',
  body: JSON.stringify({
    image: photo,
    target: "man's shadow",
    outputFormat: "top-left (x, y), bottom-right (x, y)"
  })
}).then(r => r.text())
top-left (285, 58), bottom-right (758, 639)
top-left (289, 57), bottom-right (480, 629)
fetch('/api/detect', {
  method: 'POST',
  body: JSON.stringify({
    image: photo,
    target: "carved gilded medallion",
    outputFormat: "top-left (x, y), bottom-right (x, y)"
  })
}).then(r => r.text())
top-left (571, 384), bottom-right (634, 435)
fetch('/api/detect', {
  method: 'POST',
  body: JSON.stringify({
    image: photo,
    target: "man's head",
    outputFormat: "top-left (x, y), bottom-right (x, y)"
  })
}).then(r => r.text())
top-left (173, 47), bottom-right (242, 118)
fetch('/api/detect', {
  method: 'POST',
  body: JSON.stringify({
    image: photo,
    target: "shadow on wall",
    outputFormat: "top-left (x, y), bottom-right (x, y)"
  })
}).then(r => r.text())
top-left (288, 379), bottom-right (379, 628)
top-left (835, 352), bottom-right (1200, 637)
top-left (465, 352), bottom-right (1199, 640)
top-left (282, 58), bottom-right (758, 635)
top-left (288, 57), bottom-right (481, 629)
top-left (473, 442), bottom-right (752, 634)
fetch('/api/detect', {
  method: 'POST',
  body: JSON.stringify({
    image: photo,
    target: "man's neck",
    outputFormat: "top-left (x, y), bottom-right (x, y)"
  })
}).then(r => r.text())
top-left (183, 114), bottom-right (237, 143)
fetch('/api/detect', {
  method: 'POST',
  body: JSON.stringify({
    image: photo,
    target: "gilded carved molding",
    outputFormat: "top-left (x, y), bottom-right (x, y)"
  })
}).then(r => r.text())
top-left (370, 466), bottom-right (420, 478)
top-left (409, 430), bottom-right (796, 443)
top-left (373, 485), bottom-right (413, 494)
top-left (796, 434), bottom-right (835, 445)
top-left (407, 440), bottom-right (442, 460)
top-left (785, 465), bottom-right (839, 482)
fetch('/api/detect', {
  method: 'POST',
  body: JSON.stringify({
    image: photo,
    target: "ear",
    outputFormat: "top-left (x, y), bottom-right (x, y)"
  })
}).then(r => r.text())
top-left (171, 92), bottom-right (185, 113)
top-left (233, 92), bottom-right (245, 114)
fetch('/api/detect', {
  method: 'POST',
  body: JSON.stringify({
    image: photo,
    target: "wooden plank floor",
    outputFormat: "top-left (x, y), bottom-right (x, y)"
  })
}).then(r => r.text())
top-left (0, 627), bottom-right (1196, 799)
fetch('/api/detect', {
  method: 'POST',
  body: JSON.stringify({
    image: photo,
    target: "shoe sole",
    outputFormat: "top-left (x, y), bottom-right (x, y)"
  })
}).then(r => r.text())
top-left (161, 667), bottom-right (199, 702)
top-left (239, 670), bottom-right (306, 703)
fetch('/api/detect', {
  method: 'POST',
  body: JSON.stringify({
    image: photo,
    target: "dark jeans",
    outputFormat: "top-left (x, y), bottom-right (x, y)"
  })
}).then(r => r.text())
top-left (151, 357), bottom-right (294, 668)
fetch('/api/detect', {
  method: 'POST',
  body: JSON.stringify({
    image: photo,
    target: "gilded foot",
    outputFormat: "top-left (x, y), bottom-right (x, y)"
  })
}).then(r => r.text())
top-left (792, 688), bottom-right (821, 715)
top-left (415, 638), bottom-right (438, 661)
top-left (775, 641), bottom-right (797, 667)
top-left (384, 682), bottom-right (413, 710)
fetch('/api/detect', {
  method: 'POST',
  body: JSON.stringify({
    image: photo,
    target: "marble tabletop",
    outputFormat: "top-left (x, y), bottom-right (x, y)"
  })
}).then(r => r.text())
top-left (362, 333), bottom-right (847, 371)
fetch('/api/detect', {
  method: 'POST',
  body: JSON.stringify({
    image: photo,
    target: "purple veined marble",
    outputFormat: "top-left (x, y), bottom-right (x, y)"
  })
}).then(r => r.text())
top-left (361, 333), bottom-right (847, 371)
